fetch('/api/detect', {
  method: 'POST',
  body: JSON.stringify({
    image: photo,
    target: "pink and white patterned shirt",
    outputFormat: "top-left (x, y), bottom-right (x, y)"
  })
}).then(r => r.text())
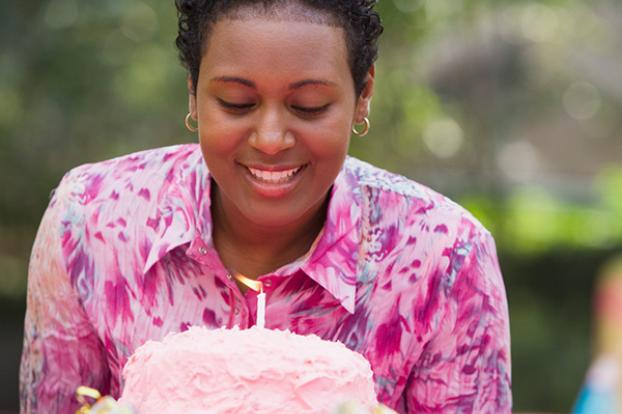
top-left (20, 144), bottom-right (511, 413)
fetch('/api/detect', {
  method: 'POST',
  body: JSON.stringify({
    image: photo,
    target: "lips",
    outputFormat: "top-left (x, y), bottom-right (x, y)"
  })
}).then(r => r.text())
top-left (247, 166), bottom-right (305, 184)
top-left (239, 162), bottom-right (309, 198)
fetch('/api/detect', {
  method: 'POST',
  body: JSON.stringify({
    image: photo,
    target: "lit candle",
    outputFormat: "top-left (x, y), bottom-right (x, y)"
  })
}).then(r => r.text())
top-left (233, 273), bottom-right (266, 328)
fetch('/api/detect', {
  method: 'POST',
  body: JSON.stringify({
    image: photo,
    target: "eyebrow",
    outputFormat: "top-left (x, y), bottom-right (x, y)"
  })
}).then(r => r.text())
top-left (210, 76), bottom-right (336, 90)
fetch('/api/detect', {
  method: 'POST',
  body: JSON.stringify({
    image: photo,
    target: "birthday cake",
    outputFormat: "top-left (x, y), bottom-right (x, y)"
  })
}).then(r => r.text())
top-left (117, 326), bottom-right (379, 414)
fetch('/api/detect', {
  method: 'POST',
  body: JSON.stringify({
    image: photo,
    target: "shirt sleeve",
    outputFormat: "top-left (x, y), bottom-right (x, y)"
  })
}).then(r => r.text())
top-left (406, 229), bottom-right (512, 413)
top-left (20, 174), bottom-right (111, 414)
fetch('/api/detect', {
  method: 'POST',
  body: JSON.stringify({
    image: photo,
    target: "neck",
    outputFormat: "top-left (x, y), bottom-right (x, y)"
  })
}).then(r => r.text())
top-left (210, 184), bottom-right (328, 278)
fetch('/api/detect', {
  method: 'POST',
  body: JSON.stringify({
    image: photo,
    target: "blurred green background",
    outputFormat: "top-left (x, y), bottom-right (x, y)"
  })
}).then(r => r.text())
top-left (1, 0), bottom-right (621, 412)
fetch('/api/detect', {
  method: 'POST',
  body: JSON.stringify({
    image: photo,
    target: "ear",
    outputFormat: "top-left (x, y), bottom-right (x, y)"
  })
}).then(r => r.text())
top-left (354, 65), bottom-right (375, 123)
top-left (187, 76), bottom-right (197, 118)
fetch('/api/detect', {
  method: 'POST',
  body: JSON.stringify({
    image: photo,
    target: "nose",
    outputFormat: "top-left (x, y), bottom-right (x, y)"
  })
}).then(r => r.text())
top-left (248, 106), bottom-right (295, 155)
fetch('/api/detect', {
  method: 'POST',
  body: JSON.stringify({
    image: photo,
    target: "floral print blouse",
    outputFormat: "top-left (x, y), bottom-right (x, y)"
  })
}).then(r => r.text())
top-left (20, 144), bottom-right (511, 413)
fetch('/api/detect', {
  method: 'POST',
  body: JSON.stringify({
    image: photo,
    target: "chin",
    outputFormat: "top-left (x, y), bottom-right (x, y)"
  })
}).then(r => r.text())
top-left (244, 207), bottom-right (305, 229)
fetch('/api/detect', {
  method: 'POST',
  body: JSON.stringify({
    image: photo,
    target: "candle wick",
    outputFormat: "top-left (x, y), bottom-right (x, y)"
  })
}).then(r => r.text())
top-left (233, 272), bottom-right (263, 293)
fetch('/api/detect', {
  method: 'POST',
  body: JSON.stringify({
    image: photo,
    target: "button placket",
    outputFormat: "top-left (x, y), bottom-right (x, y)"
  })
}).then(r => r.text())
top-left (226, 275), bottom-right (252, 327)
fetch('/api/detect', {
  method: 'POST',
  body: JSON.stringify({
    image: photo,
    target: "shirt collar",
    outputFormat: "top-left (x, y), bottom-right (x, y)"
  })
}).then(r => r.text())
top-left (298, 162), bottom-right (362, 314)
top-left (143, 147), bottom-right (361, 314)
top-left (142, 147), bottom-right (212, 275)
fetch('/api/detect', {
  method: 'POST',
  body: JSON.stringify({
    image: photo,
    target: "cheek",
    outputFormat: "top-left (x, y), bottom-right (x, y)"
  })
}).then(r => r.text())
top-left (199, 129), bottom-right (236, 156)
top-left (308, 133), bottom-right (349, 162)
top-left (198, 109), bottom-right (247, 160)
top-left (198, 129), bottom-right (242, 179)
top-left (301, 118), bottom-right (352, 160)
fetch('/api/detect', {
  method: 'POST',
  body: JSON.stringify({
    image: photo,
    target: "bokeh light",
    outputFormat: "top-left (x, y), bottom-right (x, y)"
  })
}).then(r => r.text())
top-left (422, 117), bottom-right (464, 159)
top-left (497, 140), bottom-right (541, 183)
top-left (520, 2), bottom-right (560, 43)
top-left (563, 81), bottom-right (602, 121)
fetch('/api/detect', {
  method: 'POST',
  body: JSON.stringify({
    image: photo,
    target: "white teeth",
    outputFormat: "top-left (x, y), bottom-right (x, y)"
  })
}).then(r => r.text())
top-left (247, 166), bottom-right (303, 184)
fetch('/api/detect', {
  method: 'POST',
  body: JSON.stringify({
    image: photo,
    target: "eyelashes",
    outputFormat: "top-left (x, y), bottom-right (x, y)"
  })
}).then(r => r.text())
top-left (291, 103), bottom-right (331, 115)
top-left (217, 98), bottom-right (255, 111)
top-left (217, 98), bottom-right (330, 116)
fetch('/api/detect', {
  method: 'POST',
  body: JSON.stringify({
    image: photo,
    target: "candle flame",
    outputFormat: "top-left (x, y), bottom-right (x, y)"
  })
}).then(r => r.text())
top-left (233, 273), bottom-right (263, 293)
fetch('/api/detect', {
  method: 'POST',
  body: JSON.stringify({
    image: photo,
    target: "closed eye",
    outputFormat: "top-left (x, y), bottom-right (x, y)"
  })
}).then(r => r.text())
top-left (217, 98), bottom-right (255, 111)
top-left (291, 103), bottom-right (331, 115)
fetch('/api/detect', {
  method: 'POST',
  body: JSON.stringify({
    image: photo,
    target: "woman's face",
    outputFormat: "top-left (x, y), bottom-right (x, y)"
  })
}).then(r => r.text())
top-left (190, 15), bottom-right (373, 230)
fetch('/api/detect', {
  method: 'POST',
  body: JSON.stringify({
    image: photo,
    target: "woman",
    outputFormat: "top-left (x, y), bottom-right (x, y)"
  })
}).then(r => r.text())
top-left (20, 1), bottom-right (512, 413)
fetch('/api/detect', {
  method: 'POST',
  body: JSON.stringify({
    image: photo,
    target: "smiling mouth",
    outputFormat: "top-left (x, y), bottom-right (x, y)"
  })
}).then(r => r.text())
top-left (245, 165), bottom-right (307, 184)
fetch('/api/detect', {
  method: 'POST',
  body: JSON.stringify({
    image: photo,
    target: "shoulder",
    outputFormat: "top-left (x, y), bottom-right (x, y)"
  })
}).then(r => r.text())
top-left (347, 159), bottom-right (506, 340)
top-left (344, 156), bottom-right (489, 243)
top-left (43, 144), bottom-right (204, 299)
top-left (47, 143), bottom-right (204, 263)
top-left (51, 144), bottom-right (202, 209)
top-left (57, 144), bottom-right (202, 194)
top-left (346, 157), bottom-right (501, 302)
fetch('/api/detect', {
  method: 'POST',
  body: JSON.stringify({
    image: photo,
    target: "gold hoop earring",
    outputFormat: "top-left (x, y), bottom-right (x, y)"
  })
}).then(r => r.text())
top-left (185, 112), bottom-right (198, 133)
top-left (352, 117), bottom-right (370, 137)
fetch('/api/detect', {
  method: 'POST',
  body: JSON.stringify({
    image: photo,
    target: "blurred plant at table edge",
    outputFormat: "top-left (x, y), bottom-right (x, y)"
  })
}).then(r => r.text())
top-left (459, 166), bottom-right (622, 256)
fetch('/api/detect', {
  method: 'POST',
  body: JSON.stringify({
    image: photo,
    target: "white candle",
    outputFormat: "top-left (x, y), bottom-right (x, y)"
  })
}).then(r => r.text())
top-left (231, 273), bottom-right (266, 328)
top-left (256, 291), bottom-right (266, 329)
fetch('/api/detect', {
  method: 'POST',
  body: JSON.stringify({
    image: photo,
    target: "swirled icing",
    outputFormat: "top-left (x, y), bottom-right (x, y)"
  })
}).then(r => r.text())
top-left (119, 326), bottom-right (377, 414)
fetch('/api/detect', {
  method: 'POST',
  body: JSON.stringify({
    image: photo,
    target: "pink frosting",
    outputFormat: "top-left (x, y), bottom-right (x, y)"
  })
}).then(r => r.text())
top-left (119, 327), bottom-right (378, 414)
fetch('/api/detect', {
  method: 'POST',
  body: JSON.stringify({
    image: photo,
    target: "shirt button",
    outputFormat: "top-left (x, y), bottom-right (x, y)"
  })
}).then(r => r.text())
top-left (226, 273), bottom-right (233, 280)
top-left (263, 280), bottom-right (272, 288)
top-left (198, 247), bottom-right (208, 255)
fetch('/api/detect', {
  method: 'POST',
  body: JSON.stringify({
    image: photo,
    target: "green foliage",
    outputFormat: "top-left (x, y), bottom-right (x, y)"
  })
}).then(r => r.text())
top-left (598, 167), bottom-right (622, 234)
top-left (460, 167), bottom-right (622, 255)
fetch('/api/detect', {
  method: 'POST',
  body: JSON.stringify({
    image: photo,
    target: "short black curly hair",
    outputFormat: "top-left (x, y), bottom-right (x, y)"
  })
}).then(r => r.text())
top-left (175, 0), bottom-right (383, 97)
